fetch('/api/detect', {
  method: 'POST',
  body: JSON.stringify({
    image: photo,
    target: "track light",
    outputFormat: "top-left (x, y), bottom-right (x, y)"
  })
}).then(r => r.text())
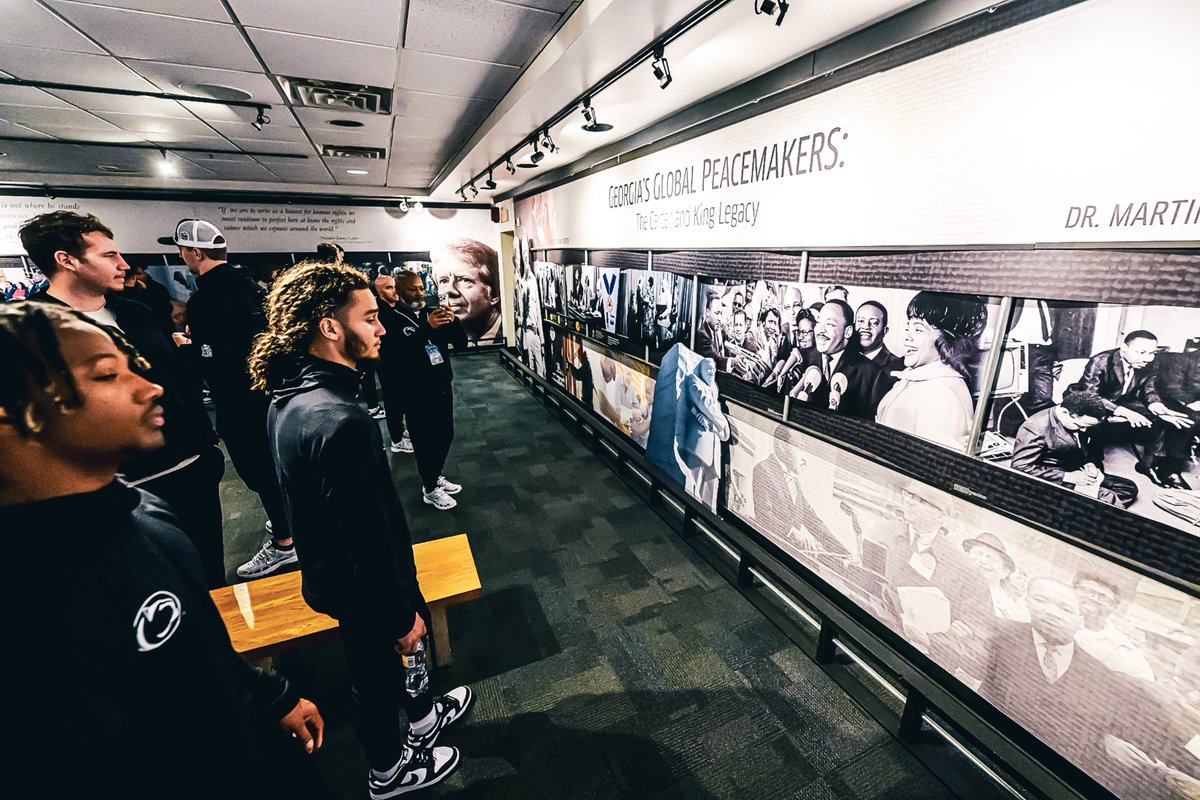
top-left (580, 96), bottom-right (613, 133)
top-left (469, 183), bottom-right (479, 198)
top-left (398, 197), bottom-right (410, 212)
top-left (539, 129), bottom-right (558, 154)
top-left (505, 158), bottom-right (516, 174)
top-left (413, 200), bottom-right (423, 210)
top-left (154, 148), bottom-right (176, 176)
top-left (457, 188), bottom-right (468, 202)
top-left (483, 169), bottom-right (497, 190)
top-left (756, 0), bottom-right (789, 26)
top-left (528, 137), bottom-right (544, 165)
top-left (650, 46), bottom-right (671, 89)
top-left (251, 106), bottom-right (271, 131)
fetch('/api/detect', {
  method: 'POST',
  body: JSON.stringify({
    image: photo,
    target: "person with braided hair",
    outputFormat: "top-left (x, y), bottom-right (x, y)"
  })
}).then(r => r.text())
top-left (250, 261), bottom-right (473, 798)
top-left (0, 303), bottom-right (326, 796)
top-left (875, 291), bottom-right (990, 451)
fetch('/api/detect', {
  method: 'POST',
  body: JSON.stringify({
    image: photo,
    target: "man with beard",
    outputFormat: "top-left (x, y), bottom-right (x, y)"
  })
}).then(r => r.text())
top-left (807, 299), bottom-right (890, 418)
top-left (250, 262), bottom-right (473, 798)
top-left (372, 272), bottom-right (412, 454)
top-left (855, 300), bottom-right (903, 372)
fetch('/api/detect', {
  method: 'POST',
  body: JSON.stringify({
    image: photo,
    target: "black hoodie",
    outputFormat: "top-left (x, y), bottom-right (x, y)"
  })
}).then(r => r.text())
top-left (8, 481), bottom-right (298, 796)
top-left (267, 355), bottom-right (424, 637)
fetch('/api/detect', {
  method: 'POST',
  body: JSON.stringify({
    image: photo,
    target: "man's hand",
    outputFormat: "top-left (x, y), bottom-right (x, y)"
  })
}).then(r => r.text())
top-left (1149, 402), bottom-right (1195, 429)
top-left (427, 306), bottom-right (456, 328)
top-left (278, 697), bottom-right (324, 754)
top-left (171, 332), bottom-right (191, 347)
top-left (394, 612), bottom-right (427, 655)
top-left (1114, 406), bottom-right (1152, 428)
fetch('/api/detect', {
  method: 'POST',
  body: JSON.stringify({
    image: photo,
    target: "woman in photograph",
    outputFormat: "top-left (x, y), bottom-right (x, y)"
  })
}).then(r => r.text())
top-left (961, 533), bottom-right (1029, 622)
top-left (764, 308), bottom-right (819, 393)
top-left (677, 358), bottom-right (731, 507)
top-left (874, 291), bottom-right (989, 451)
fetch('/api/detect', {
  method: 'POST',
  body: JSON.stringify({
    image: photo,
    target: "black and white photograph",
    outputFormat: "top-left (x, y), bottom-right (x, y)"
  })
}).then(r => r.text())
top-left (565, 263), bottom-right (602, 325)
top-left (725, 402), bottom-right (1200, 800)
top-left (646, 343), bottom-right (731, 511)
top-left (560, 336), bottom-right (656, 448)
top-left (695, 277), bottom-right (1003, 453)
top-left (514, 237), bottom-right (546, 377)
top-left (618, 269), bottom-right (694, 359)
top-left (978, 299), bottom-right (1200, 533)
top-left (535, 260), bottom-right (565, 314)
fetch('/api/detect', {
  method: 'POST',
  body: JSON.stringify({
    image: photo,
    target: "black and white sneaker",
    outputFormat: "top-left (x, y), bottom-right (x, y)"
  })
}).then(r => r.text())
top-left (368, 746), bottom-right (461, 799)
top-left (368, 406), bottom-right (386, 420)
top-left (407, 686), bottom-right (474, 751)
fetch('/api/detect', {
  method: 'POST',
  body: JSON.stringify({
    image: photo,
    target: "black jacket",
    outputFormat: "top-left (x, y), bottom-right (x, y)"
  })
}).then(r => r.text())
top-left (29, 292), bottom-right (217, 480)
top-left (267, 355), bottom-right (425, 636)
top-left (1066, 347), bottom-right (1162, 413)
top-left (8, 482), bottom-right (298, 796)
top-left (186, 263), bottom-right (268, 415)
top-left (379, 303), bottom-right (467, 398)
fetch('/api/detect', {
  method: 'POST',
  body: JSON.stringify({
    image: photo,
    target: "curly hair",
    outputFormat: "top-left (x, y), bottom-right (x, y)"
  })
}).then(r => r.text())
top-left (0, 301), bottom-right (147, 436)
top-left (248, 261), bottom-right (369, 392)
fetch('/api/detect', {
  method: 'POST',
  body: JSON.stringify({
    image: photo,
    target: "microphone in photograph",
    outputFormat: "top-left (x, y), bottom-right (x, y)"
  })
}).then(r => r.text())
top-left (829, 373), bottom-right (847, 411)
top-left (795, 365), bottom-right (822, 401)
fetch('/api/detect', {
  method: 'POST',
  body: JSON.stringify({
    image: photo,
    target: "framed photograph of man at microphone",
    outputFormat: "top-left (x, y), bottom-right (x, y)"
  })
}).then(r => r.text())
top-left (694, 277), bottom-right (1004, 453)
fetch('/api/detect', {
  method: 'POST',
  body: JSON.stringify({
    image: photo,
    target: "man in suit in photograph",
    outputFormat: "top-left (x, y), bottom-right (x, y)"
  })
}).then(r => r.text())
top-left (751, 425), bottom-right (844, 559)
top-left (1010, 390), bottom-right (1138, 507)
top-left (855, 300), bottom-right (904, 373)
top-left (809, 299), bottom-right (891, 419)
top-left (1067, 330), bottom-right (1195, 489)
top-left (1156, 349), bottom-right (1200, 483)
top-left (695, 290), bottom-right (729, 370)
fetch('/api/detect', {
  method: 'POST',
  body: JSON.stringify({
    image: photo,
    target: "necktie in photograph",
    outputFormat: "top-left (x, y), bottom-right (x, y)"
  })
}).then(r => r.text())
top-left (1041, 644), bottom-right (1059, 682)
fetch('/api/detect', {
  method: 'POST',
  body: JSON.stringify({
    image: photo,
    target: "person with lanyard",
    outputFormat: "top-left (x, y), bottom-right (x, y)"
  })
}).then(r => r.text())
top-left (159, 219), bottom-right (297, 578)
top-left (19, 211), bottom-right (227, 588)
top-left (389, 270), bottom-right (467, 510)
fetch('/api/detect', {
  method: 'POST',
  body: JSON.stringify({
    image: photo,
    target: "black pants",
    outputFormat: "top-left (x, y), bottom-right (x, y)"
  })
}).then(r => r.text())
top-left (339, 604), bottom-right (434, 771)
top-left (1159, 405), bottom-right (1200, 474)
top-left (407, 388), bottom-right (454, 492)
top-left (138, 444), bottom-right (227, 588)
top-left (377, 368), bottom-right (408, 445)
top-left (218, 400), bottom-right (291, 540)
top-left (361, 364), bottom-right (379, 409)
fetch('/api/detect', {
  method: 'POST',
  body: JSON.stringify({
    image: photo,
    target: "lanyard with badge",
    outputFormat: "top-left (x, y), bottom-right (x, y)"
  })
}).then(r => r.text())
top-left (398, 306), bottom-right (444, 366)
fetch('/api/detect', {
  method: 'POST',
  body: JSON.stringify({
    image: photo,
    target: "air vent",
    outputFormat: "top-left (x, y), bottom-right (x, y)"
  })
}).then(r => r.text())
top-left (278, 76), bottom-right (392, 115)
top-left (319, 145), bottom-right (387, 159)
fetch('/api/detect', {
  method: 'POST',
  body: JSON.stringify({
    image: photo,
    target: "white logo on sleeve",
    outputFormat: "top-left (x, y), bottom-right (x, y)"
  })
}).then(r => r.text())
top-left (133, 590), bottom-right (183, 652)
top-left (200, 344), bottom-right (213, 358)
top-left (402, 326), bottom-right (417, 336)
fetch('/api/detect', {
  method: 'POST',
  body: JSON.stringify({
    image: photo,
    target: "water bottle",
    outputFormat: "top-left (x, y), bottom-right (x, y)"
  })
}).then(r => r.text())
top-left (402, 638), bottom-right (429, 698)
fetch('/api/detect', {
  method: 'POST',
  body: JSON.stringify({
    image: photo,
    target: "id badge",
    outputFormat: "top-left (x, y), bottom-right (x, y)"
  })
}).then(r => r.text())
top-left (425, 343), bottom-right (444, 365)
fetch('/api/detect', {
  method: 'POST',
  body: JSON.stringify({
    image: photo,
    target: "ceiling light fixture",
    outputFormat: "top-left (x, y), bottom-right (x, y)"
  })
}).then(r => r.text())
top-left (580, 97), bottom-right (613, 133)
top-left (539, 129), bottom-right (558, 154)
top-left (650, 46), bottom-right (672, 90)
top-left (327, 119), bottom-right (365, 128)
top-left (251, 106), bottom-right (271, 131)
top-left (755, 0), bottom-right (790, 26)
top-left (346, 168), bottom-right (369, 175)
top-left (528, 137), bottom-right (545, 165)
top-left (154, 148), bottom-right (176, 177)
top-left (505, 158), bottom-right (516, 174)
top-left (457, 188), bottom-right (468, 202)
top-left (413, 200), bottom-right (424, 210)
top-left (469, 183), bottom-right (479, 198)
top-left (398, 197), bottom-right (410, 212)
top-left (483, 169), bottom-right (497, 190)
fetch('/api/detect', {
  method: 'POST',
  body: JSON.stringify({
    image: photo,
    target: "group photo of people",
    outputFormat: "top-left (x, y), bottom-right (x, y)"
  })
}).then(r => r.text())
top-left (724, 402), bottom-right (1200, 800)
top-left (979, 299), bottom-right (1200, 533)
top-left (556, 333), bottom-right (656, 449)
top-left (695, 276), bottom-right (1003, 453)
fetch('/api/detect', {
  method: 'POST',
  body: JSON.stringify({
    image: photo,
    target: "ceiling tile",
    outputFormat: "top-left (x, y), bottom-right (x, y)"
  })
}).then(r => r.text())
top-left (2, 0), bottom-right (106, 54)
top-left (0, 105), bottom-right (116, 131)
top-left (0, 143), bottom-right (97, 174)
top-left (46, 90), bottom-right (195, 117)
top-left (124, 60), bottom-right (282, 105)
top-left (46, 2), bottom-right (260, 71)
top-left (255, 159), bottom-right (333, 183)
top-left (94, 112), bottom-right (219, 137)
top-left (0, 85), bottom-right (74, 109)
top-left (0, 45), bottom-right (158, 90)
top-left (509, 0), bottom-right (578, 11)
top-left (56, 0), bottom-right (231, 23)
top-left (294, 107), bottom-right (394, 138)
top-left (247, 28), bottom-right (396, 87)
top-left (226, 137), bottom-right (315, 156)
top-left (405, 0), bottom-right (560, 67)
top-left (397, 50), bottom-right (519, 101)
top-left (28, 127), bottom-right (148, 144)
top-left (137, 133), bottom-right (235, 150)
top-left (229, 0), bottom-right (402, 48)
top-left (0, 119), bottom-right (57, 140)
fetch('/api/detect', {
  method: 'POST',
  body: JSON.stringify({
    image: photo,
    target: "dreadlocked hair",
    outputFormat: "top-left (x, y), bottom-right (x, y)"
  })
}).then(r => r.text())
top-left (249, 260), bottom-right (369, 392)
top-left (0, 301), bottom-right (148, 435)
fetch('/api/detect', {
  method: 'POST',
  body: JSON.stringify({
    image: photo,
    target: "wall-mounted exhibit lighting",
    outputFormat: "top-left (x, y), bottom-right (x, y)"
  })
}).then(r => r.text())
top-left (468, 183), bottom-right (479, 198)
top-left (251, 106), bottom-right (271, 131)
top-left (483, 169), bottom-right (497, 190)
top-left (398, 197), bottom-right (410, 212)
top-left (581, 97), bottom-right (613, 133)
top-left (505, 158), bottom-right (516, 174)
top-left (528, 137), bottom-right (545, 165)
top-left (539, 129), bottom-right (558, 154)
top-left (650, 46), bottom-right (672, 90)
top-left (457, 188), bottom-right (468, 202)
top-left (755, 0), bottom-right (789, 26)
top-left (412, 199), bottom-right (423, 210)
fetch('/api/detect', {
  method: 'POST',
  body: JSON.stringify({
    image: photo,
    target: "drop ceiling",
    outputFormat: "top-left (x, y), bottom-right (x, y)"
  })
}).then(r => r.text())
top-left (0, 0), bottom-right (948, 201)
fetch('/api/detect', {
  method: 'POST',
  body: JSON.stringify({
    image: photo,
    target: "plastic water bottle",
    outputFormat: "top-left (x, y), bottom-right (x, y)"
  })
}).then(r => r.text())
top-left (402, 638), bottom-right (429, 698)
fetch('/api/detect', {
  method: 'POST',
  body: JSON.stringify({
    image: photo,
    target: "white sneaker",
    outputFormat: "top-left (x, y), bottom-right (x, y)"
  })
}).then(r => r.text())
top-left (236, 540), bottom-right (298, 578)
top-left (368, 406), bottom-right (386, 420)
top-left (436, 476), bottom-right (462, 495)
top-left (391, 435), bottom-right (414, 453)
top-left (422, 487), bottom-right (457, 510)
top-left (368, 746), bottom-right (461, 799)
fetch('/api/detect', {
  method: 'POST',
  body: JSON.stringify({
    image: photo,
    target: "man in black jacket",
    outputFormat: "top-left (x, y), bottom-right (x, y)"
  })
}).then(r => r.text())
top-left (19, 211), bottom-right (228, 587)
top-left (1, 302), bottom-right (323, 797)
top-left (373, 271), bottom-right (412, 453)
top-left (393, 270), bottom-right (468, 511)
top-left (160, 219), bottom-right (297, 577)
top-left (251, 261), bottom-right (472, 798)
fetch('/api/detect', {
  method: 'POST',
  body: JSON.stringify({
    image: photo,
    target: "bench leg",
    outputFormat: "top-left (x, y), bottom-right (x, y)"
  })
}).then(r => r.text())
top-left (430, 605), bottom-right (453, 667)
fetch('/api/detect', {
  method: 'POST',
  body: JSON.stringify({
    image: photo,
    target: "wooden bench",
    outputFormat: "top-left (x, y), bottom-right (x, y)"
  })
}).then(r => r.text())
top-left (210, 533), bottom-right (482, 667)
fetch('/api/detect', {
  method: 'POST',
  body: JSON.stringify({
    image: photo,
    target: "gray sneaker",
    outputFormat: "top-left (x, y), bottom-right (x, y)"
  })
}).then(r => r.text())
top-left (390, 435), bottom-right (414, 453)
top-left (422, 486), bottom-right (457, 511)
top-left (236, 540), bottom-right (298, 578)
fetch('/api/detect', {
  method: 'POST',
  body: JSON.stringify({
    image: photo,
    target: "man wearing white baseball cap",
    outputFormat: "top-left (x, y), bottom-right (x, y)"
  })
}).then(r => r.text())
top-left (161, 219), bottom-right (297, 579)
